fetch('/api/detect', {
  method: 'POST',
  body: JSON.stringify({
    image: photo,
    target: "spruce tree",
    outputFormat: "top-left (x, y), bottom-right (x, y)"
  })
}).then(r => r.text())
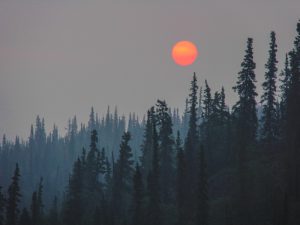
top-left (88, 107), bottom-right (96, 131)
top-left (184, 73), bottom-right (199, 224)
top-left (220, 87), bottom-right (228, 124)
top-left (203, 80), bottom-right (212, 120)
top-left (146, 114), bottom-right (161, 225)
top-left (104, 156), bottom-right (112, 194)
top-left (113, 132), bottom-right (134, 225)
top-left (261, 31), bottom-right (278, 146)
top-left (131, 164), bottom-right (144, 225)
top-left (176, 132), bottom-right (187, 225)
top-left (63, 158), bottom-right (83, 225)
top-left (197, 145), bottom-right (208, 225)
top-left (140, 108), bottom-right (155, 179)
top-left (86, 129), bottom-right (100, 191)
top-left (6, 164), bottom-right (21, 225)
top-left (232, 38), bottom-right (257, 224)
top-left (233, 37), bottom-right (258, 147)
top-left (82, 129), bottom-right (105, 225)
top-left (156, 100), bottom-right (175, 203)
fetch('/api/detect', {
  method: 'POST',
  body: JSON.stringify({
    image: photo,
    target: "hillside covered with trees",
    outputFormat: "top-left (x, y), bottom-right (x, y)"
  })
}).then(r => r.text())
top-left (1, 20), bottom-right (300, 225)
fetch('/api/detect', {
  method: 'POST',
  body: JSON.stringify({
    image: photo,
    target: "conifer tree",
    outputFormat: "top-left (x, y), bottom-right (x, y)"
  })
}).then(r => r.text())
top-left (211, 92), bottom-right (221, 124)
top-left (88, 107), bottom-right (96, 131)
top-left (6, 164), bottom-right (21, 225)
top-left (186, 73), bottom-right (199, 157)
top-left (140, 108), bottom-right (155, 178)
top-left (233, 37), bottom-right (258, 147)
top-left (104, 156), bottom-right (112, 194)
top-left (197, 145), bottom-right (208, 225)
top-left (63, 158), bottom-right (83, 225)
top-left (184, 73), bottom-right (199, 224)
top-left (232, 38), bottom-right (257, 224)
top-left (176, 132), bottom-right (187, 225)
top-left (131, 164), bottom-right (144, 225)
top-left (203, 80), bottom-right (212, 120)
top-left (146, 113), bottom-right (161, 225)
top-left (113, 132), bottom-right (134, 224)
top-left (220, 87), bottom-right (227, 124)
top-left (261, 31), bottom-right (278, 145)
top-left (156, 100), bottom-right (175, 203)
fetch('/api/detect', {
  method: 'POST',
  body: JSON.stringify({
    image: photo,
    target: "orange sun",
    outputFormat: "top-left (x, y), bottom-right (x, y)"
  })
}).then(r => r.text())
top-left (172, 41), bottom-right (198, 66)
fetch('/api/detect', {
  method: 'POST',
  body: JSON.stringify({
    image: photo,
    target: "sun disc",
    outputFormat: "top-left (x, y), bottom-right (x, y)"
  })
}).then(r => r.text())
top-left (172, 41), bottom-right (198, 66)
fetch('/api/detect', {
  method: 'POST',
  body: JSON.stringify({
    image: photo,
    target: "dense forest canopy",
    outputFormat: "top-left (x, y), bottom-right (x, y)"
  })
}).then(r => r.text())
top-left (0, 20), bottom-right (300, 225)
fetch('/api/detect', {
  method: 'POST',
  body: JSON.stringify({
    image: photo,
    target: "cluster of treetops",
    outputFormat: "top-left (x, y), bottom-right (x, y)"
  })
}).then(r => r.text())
top-left (0, 20), bottom-right (300, 225)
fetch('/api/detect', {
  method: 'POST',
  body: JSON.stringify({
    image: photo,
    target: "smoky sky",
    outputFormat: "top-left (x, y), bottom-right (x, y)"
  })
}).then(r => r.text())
top-left (0, 0), bottom-right (299, 139)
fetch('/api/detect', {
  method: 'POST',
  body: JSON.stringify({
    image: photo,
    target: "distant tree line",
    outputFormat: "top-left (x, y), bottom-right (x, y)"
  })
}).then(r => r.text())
top-left (0, 20), bottom-right (300, 225)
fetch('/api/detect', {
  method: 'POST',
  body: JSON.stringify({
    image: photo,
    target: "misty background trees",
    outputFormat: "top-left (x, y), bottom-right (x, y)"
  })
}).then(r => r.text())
top-left (0, 20), bottom-right (300, 225)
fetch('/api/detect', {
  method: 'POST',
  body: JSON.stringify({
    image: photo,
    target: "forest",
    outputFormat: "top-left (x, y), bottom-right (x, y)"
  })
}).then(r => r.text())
top-left (0, 20), bottom-right (300, 225)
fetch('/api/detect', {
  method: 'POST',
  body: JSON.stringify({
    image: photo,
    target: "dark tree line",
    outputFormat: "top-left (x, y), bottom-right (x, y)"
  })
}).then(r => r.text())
top-left (1, 20), bottom-right (300, 225)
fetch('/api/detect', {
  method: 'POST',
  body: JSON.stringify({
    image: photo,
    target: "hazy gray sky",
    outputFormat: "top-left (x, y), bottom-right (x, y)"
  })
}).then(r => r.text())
top-left (0, 0), bottom-right (299, 139)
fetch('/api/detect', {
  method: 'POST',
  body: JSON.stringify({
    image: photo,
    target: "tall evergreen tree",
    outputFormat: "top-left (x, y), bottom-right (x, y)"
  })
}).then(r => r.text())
top-left (232, 38), bottom-right (257, 224)
top-left (156, 100), bottom-right (175, 203)
top-left (261, 31), bottom-right (278, 145)
top-left (6, 164), bottom-right (21, 225)
top-left (233, 38), bottom-right (258, 145)
top-left (140, 108), bottom-right (155, 179)
top-left (113, 132), bottom-right (134, 225)
top-left (233, 37), bottom-right (258, 146)
top-left (197, 145), bottom-right (208, 225)
top-left (184, 73), bottom-right (199, 224)
top-left (146, 113), bottom-right (161, 225)
top-left (185, 73), bottom-right (199, 162)
top-left (176, 132), bottom-right (187, 225)
top-left (131, 164), bottom-right (144, 225)
top-left (88, 107), bottom-right (96, 131)
top-left (232, 37), bottom-right (258, 152)
top-left (82, 129), bottom-right (104, 224)
top-left (63, 158), bottom-right (83, 225)
top-left (203, 80), bottom-right (212, 120)
top-left (104, 156), bottom-right (112, 195)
